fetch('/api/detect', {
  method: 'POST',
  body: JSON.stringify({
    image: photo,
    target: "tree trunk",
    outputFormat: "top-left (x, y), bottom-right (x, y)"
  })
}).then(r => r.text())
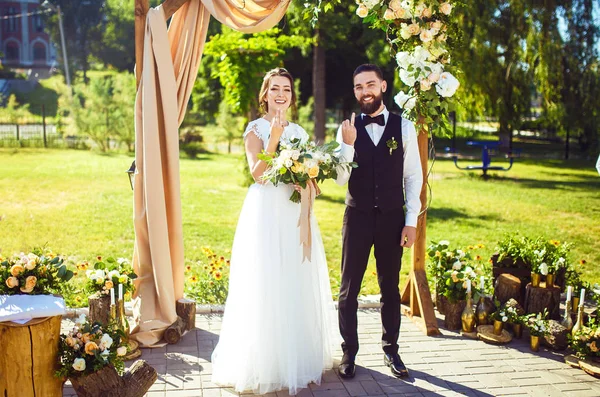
top-left (89, 294), bottom-right (111, 327)
top-left (0, 316), bottom-right (64, 397)
top-left (444, 300), bottom-right (466, 330)
top-left (494, 273), bottom-right (522, 306)
top-left (69, 360), bottom-right (157, 397)
top-left (164, 316), bottom-right (186, 344)
top-left (176, 298), bottom-right (196, 331)
top-left (312, 28), bottom-right (326, 144)
top-left (524, 283), bottom-right (561, 320)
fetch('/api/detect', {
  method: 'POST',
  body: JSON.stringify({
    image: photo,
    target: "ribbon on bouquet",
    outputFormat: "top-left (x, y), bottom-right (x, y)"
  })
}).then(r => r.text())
top-left (298, 179), bottom-right (321, 262)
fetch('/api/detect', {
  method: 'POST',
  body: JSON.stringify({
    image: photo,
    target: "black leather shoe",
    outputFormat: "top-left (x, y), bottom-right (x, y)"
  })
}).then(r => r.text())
top-left (384, 353), bottom-right (409, 378)
top-left (338, 354), bottom-right (356, 379)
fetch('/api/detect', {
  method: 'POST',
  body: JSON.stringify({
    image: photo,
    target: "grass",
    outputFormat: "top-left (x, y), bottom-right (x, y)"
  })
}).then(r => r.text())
top-left (1, 147), bottom-right (598, 300)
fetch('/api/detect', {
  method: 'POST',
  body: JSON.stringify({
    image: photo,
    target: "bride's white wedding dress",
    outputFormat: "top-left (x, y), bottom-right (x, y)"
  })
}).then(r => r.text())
top-left (211, 118), bottom-right (335, 395)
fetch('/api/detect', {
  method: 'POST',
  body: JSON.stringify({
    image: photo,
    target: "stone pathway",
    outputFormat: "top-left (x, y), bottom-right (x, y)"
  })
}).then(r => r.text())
top-left (63, 309), bottom-right (600, 396)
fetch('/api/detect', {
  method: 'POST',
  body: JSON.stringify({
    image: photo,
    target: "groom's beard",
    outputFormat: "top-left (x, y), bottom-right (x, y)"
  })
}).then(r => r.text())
top-left (358, 91), bottom-right (384, 115)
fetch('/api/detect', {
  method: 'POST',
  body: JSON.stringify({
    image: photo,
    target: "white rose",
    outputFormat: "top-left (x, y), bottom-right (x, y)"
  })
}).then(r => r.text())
top-left (291, 150), bottom-right (300, 161)
top-left (72, 358), bottom-right (86, 371)
top-left (117, 346), bottom-right (127, 356)
top-left (100, 349), bottom-right (110, 361)
top-left (439, 240), bottom-right (450, 246)
top-left (86, 270), bottom-right (96, 280)
top-left (356, 4), bottom-right (369, 18)
top-left (94, 269), bottom-right (106, 280)
top-left (393, 91), bottom-right (416, 110)
top-left (440, 2), bottom-right (453, 15)
top-left (502, 316), bottom-right (508, 322)
top-left (413, 46), bottom-right (432, 63)
top-left (395, 52), bottom-right (412, 69)
top-left (430, 62), bottom-right (444, 76)
top-left (117, 257), bottom-right (128, 265)
top-left (539, 262), bottom-right (549, 276)
top-left (399, 69), bottom-right (418, 87)
top-left (435, 72), bottom-right (460, 97)
top-left (400, 23), bottom-right (413, 40)
top-left (75, 314), bottom-right (87, 326)
top-left (420, 29), bottom-right (434, 43)
top-left (107, 270), bottom-right (121, 280)
top-left (284, 158), bottom-right (293, 168)
top-left (100, 333), bottom-right (113, 350)
top-left (420, 79), bottom-right (432, 91)
top-left (452, 261), bottom-right (462, 270)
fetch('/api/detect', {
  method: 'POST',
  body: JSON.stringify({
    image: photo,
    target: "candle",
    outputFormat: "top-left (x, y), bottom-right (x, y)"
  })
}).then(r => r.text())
top-left (580, 288), bottom-right (585, 306)
top-left (110, 287), bottom-right (115, 306)
top-left (118, 283), bottom-right (123, 301)
top-left (480, 276), bottom-right (484, 290)
top-left (566, 286), bottom-right (572, 302)
top-left (466, 279), bottom-right (471, 294)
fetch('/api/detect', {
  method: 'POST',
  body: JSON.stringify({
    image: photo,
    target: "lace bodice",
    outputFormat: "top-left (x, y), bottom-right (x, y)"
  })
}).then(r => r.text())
top-left (243, 118), bottom-right (309, 150)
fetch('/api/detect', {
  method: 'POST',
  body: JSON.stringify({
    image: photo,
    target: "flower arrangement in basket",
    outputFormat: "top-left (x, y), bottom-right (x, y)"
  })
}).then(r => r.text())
top-left (258, 138), bottom-right (356, 203)
top-left (0, 250), bottom-right (73, 295)
top-left (570, 319), bottom-right (600, 361)
top-left (55, 314), bottom-right (128, 379)
top-left (84, 257), bottom-right (137, 299)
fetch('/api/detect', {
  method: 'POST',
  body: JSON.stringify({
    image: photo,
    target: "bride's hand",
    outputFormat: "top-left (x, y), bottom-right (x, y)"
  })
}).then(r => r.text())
top-left (293, 183), bottom-right (302, 192)
top-left (270, 108), bottom-right (285, 142)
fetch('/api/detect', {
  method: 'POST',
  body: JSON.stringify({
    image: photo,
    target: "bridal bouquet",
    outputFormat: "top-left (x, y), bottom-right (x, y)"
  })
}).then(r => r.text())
top-left (258, 138), bottom-right (356, 203)
top-left (84, 257), bottom-right (137, 299)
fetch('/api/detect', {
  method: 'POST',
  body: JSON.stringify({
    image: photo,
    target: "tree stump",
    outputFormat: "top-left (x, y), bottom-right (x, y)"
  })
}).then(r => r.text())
top-left (444, 300), bottom-right (466, 330)
top-left (436, 294), bottom-right (448, 315)
top-left (542, 320), bottom-right (568, 350)
top-left (69, 360), bottom-right (157, 397)
top-left (88, 294), bottom-right (111, 326)
top-left (524, 284), bottom-right (561, 320)
top-left (164, 316), bottom-right (186, 344)
top-left (0, 316), bottom-right (64, 397)
top-left (494, 273), bottom-right (522, 306)
top-left (176, 298), bottom-right (196, 331)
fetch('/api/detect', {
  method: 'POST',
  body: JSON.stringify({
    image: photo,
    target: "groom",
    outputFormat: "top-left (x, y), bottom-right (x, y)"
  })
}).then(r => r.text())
top-left (335, 64), bottom-right (423, 378)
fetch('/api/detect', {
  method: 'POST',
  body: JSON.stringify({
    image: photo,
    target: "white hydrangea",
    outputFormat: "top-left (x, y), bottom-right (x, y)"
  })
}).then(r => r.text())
top-left (394, 91), bottom-right (416, 110)
top-left (435, 72), bottom-right (460, 98)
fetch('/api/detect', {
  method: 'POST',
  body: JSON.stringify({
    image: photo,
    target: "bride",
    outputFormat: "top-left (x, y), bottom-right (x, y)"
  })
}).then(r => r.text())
top-left (211, 68), bottom-right (335, 395)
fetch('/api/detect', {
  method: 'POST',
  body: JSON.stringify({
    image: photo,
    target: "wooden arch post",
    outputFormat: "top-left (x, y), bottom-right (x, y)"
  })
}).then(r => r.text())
top-left (400, 125), bottom-right (440, 336)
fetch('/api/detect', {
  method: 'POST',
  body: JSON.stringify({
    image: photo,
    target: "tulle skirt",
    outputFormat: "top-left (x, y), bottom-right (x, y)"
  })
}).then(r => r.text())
top-left (211, 183), bottom-right (335, 395)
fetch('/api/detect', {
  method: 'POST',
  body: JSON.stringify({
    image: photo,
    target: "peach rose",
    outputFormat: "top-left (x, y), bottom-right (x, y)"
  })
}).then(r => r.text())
top-left (420, 79), bottom-right (432, 91)
top-left (421, 7), bottom-right (432, 18)
top-left (104, 280), bottom-right (114, 290)
top-left (428, 72), bottom-right (441, 83)
top-left (5, 277), bottom-right (19, 289)
top-left (356, 4), bottom-right (369, 18)
top-left (308, 166), bottom-right (320, 178)
top-left (440, 2), bottom-right (453, 15)
top-left (407, 23), bottom-right (421, 36)
top-left (384, 8), bottom-right (396, 20)
top-left (10, 264), bottom-right (24, 277)
top-left (20, 276), bottom-right (37, 293)
top-left (66, 336), bottom-right (77, 347)
top-left (84, 341), bottom-right (99, 355)
top-left (388, 0), bottom-right (402, 11)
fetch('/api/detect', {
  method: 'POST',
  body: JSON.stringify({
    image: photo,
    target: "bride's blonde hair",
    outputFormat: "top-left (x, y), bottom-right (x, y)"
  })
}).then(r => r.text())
top-left (258, 68), bottom-right (297, 120)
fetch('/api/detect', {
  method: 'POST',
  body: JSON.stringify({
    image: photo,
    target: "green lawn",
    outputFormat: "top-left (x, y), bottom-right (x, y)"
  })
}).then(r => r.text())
top-left (1, 148), bottom-right (598, 299)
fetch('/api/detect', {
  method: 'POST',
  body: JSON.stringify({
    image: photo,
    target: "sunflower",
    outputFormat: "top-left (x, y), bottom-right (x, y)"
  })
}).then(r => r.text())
top-left (550, 240), bottom-right (560, 247)
top-left (185, 265), bottom-right (192, 272)
top-left (475, 255), bottom-right (482, 261)
top-left (214, 272), bottom-right (222, 281)
top-left (189, 275), bottom-right (198, 283)
top-left (579, 259), bottom-right (587, 265)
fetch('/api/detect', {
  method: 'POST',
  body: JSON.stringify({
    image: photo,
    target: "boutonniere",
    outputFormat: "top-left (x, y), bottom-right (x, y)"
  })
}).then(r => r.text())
top-left (386, 137), bottom-right (398, 155)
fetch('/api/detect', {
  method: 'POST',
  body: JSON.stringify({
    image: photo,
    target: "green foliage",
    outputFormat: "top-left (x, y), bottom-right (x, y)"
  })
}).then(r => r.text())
top-left (216, 100), bottom-right (245, 153)
top-left (184, 247), bottom-right (229, 304)
top-left (203, 28), bottom-right (310, 114)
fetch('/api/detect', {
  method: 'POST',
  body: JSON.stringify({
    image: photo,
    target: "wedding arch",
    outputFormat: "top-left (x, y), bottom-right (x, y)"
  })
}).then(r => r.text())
top-left (131, 0), bottom-right (443, 346)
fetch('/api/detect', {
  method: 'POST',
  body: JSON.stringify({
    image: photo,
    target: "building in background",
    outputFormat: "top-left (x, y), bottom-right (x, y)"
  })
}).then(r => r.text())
top-left (0, 0), bottom-right (56, 70)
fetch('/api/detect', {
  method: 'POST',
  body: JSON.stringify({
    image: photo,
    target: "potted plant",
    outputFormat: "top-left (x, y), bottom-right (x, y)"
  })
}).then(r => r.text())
top-left (439, 259), bottom-right (480, 330)
top-left (569, 319), bottom-right (600, 362)
top-left (491, 234), bottom-right (532, 285)
top-left (526, 310), bottom-right (550, 352)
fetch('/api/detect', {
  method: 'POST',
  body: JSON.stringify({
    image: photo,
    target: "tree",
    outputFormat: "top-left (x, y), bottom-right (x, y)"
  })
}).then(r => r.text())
top-left (43, 1), bottom-right (104, 83)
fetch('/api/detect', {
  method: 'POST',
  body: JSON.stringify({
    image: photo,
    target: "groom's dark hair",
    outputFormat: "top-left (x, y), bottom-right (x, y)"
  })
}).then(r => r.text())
top-left (353, 64), bottom-right (384, 81)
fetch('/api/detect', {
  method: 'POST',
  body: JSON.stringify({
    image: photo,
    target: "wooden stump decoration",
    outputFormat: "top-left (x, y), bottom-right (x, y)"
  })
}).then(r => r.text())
top-left (494, 273), bottom-right (522, 306)
top-left (444, 300), bottom-right (466, 330)
top-left (69, 360), bottom-right (157, 397)
top-left (541, 320), bottom-right (568, 350)
top-left (524, 283), bottom-right (561, 320)
top-left (164, 316), bottom-right (186, 344)
top-left (176, 298), bottom-right (196, 331)
top-left (0, 316), bottom-right (64, 397)
top-left (88, 294), bottom-right (111, 326)
top-left (436, 293), bottom-right (448, 315)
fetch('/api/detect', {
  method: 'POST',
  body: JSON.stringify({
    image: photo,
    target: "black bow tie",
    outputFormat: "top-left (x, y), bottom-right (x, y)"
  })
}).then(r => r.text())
top-left (363, 114), bottom-right (385, 126)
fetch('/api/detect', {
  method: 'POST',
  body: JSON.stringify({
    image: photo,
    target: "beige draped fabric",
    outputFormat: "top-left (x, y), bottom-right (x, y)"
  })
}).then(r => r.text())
top-left (131, 0), bottom-right (290, 347)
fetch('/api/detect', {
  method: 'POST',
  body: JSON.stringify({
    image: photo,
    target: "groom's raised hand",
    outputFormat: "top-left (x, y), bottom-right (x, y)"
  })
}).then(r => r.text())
top-left (341, 112), bottom-right (357, 146)
top-left (400, 226), bottom-right (417, 248)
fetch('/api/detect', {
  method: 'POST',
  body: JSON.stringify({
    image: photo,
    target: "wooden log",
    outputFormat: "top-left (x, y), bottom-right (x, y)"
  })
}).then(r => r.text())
top-left (164, 316), bottom-right (186, 344)
top-left (443, 300), bottom-right (466, 330)
top-left (69, 360), bottom-right (157, 397)
top-left (494, 273), bottom-right (522, 306)
top-left (524, 283), bottom-right (561, 320)
top-left (542, 320), bottom-right (568, 350)
top-left (88, 294), bottom-right (111, 327)
top-left (0, 316), bottom-right (64, 397)
top-left (176, 298), bottom-right (196, 331)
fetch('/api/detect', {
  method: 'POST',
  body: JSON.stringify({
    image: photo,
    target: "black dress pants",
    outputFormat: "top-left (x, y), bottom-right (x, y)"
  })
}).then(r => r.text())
top-left (338, 206), bottom-right (404, 357)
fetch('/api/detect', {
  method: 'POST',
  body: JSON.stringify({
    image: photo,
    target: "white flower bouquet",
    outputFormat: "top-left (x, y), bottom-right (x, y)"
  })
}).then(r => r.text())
top-left (258, 138), bottom-right (356, 203)
top-left (84, 257), bottom-right (137, 299)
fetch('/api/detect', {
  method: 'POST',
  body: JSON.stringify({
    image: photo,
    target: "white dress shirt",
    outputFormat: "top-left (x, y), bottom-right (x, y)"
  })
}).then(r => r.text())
top-left (596, 154), bottom-right (600, 175)
top-left (335, 107), bottom-right (423, 228)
